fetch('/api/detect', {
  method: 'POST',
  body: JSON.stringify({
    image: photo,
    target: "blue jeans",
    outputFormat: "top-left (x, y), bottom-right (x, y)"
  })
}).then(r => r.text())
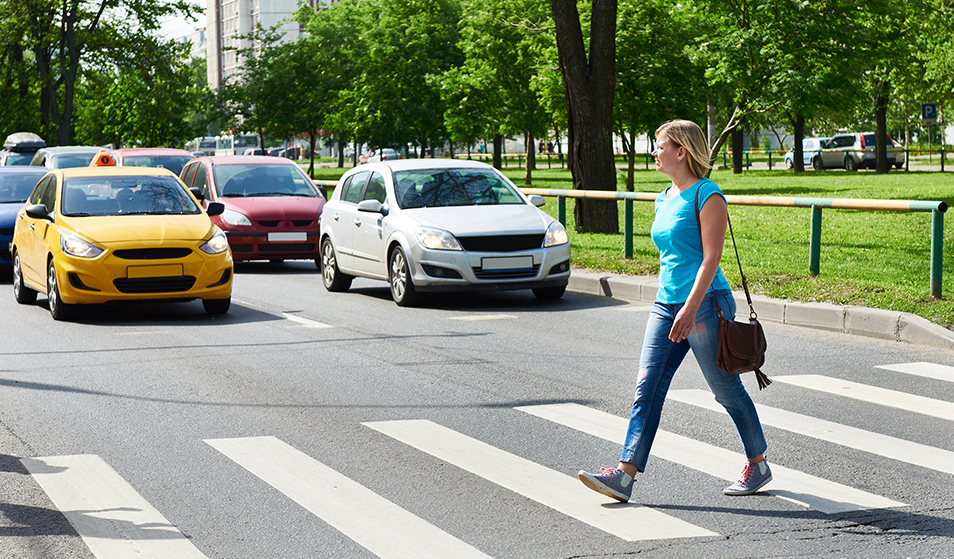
top-left (619, 290), bottom-right (767, 471)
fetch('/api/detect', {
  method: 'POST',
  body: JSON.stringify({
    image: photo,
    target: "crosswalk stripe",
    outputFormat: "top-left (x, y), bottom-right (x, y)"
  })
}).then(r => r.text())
top-left (875, 362), bottom-right (954, 383)
top-left (448, 314), bottom-right (517, 321)
top-left (772, 374), bottom-right (954, 421)
top-left (21, 454), bottom-right (209, 559)
top-left (516, 403), bottom-right (905, 515)
top-left (669, 389), bottom-right (954, 476)
top-left (364, 419), bottom-right (716, 541)
top-left (205, 436), bottom-right (491, 559)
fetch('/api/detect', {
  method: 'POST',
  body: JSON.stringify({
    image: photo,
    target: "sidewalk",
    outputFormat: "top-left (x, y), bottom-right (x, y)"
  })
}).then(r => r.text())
top-left (567, 268), bottom-right (954, 350)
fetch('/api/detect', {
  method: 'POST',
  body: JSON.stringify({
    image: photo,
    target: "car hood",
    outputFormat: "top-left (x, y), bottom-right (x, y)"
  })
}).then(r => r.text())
top-left (0, 202), bottom-right (25, 227)
top-left (404, 205), bottom-right (552, 236)
top-left (220, 196), bottom-right (324, 219)
top-left (60, 214), bottom-right (215, 243)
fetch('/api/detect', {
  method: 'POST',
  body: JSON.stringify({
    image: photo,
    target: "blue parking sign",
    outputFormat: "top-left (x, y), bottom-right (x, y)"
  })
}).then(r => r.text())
top-left (922, 103), bottom-right (937, 125)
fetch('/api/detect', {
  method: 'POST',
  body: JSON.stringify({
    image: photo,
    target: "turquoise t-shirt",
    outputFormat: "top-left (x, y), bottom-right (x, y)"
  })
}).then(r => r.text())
top-left (651, 178), bottom-right (731, 304)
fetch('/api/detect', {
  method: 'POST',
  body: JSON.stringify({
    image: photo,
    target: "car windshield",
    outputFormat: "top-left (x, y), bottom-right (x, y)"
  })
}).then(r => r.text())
top-left (52, 153), bottom-right (98, 168)
top-left (123, 155), bottom-right (194, 176)
top-left (4, 152), bottom-right (35, 166)
top-left (212, 164), bottom-right (318, 197)
top-left (61, 176), bottom-right (202, 217)
top-left (394, 168), bottom-right (524, 209)
top-left (0, 173), bottom-right (45, 203)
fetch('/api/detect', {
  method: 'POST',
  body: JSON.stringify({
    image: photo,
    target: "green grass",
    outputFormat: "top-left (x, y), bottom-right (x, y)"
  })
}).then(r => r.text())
top-left (504, 167), bottom-right (954, 330)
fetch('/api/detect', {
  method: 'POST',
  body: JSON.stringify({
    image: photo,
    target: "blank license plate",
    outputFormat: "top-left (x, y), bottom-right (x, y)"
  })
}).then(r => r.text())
top-left (127, 264), bottom-right (183, 278)
top-left (268, 232), bottom-right (307, 242)
top-left (481, 256), bottom-right (533, 271)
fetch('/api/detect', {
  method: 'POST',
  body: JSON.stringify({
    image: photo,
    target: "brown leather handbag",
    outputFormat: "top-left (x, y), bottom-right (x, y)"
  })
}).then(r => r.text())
top-left (696, 188), bottom-right (771, 390)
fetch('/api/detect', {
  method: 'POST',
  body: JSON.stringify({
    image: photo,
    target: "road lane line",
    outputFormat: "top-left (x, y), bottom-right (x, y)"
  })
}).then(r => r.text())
top-left (875, 362), bottom-right (954, 383)
top-left (364, 419), bottom-right (716, 541)
top-left (21, 454), bottom-right (209, 559)
top-left (516, 403), bottom-right (905, 514)
top-left (670, 389), bottom-right (954, 476)
top-left (772, 374), bottom-right (954, 421)
top-left (447, 314), bottom-right (517, 321)
top-left (205, 436), bottom-right (490, 559)
top-left (614, 305), bottom-right (654, 312)
top-left (281, 312), bottom-right (332, 328)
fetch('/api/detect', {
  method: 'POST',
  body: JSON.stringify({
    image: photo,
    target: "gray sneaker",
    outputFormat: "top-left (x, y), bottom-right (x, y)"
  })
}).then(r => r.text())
top-left (578, 467), bottom-right (633, 502)
top-left (724, 459), bottom-right (772, 495)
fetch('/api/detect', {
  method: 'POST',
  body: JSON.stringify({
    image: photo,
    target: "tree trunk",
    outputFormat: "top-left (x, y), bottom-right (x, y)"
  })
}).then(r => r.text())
top-left (550, 0), bottom-right (618, 233)
top-left (493, 134), bottom-right (503, 169)
top-left (732, 127), bottom-right (744, 174)
top-left (337, 140), bottom-right (345, 168)
top-left (875, 81), bottom-right (889, 174)
top-left (793, 114), bottom-right (805, 173)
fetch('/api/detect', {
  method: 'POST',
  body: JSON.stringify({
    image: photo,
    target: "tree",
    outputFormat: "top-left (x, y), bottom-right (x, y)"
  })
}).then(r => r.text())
top-left (550, 0), bottom-right (618, 233)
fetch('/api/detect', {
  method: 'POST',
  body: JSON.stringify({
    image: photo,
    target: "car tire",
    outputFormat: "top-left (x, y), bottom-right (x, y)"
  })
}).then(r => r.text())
top-left (388, 246), bottom-right (419, 307)
top-left (13, 251), bottom-right (37, 305)
top-left (321, 237), bottom-right (352, 292)
top-left (812, 156), bottom-right (822, 170)
top-left (895, 162), bottom-right (903, 169)
top-left (47, 259), bottom-right (73, 321)
top-left (785, 158), bottom-right (793, 170)
top-left (845, 157), bottom-right (857, 171)
top-left (203, 297), bottom-right (231, 315)
top-left (532, 285), bottom-right (566, 301)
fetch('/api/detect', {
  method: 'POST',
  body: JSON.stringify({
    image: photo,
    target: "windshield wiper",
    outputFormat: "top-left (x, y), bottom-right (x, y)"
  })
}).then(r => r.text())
top-left (250, 192), bottom-right (297, 197)
top-left (221, 193), bottom-right (247, 197)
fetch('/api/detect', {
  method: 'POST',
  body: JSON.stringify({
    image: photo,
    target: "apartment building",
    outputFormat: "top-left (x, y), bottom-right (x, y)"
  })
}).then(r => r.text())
top-left (206, 0), bottom-right (337, 90)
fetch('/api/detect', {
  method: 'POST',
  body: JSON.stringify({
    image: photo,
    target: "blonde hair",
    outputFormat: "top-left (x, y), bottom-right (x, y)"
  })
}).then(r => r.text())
top-left (655, 120), bottom-right (711, 179)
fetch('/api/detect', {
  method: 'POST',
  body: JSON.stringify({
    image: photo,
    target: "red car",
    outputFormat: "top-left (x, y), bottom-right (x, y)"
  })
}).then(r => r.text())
top-left (108, 148), bottom-right (196, 176)
top-left (179, 156), bottom-right (326, 266)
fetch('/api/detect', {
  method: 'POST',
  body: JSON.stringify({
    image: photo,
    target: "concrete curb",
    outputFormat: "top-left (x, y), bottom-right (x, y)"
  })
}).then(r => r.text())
top-left (567, 269), bottom-right (954, 351)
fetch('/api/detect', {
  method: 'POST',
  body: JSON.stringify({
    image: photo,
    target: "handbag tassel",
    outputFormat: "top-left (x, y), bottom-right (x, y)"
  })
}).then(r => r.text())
top-left (754, 368), bottom-right (772, 390)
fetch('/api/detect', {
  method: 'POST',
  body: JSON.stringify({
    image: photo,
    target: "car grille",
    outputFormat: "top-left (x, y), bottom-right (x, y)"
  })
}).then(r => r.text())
top-left (259, 243), bottom-right (316, 253)
top-left (0, 228), bottom-right (13, 236)
top-left (113, 276), bottom-right (197, 293)
top-left (457, 234), bottom-right (545, 252)
top-left (473, 265), bottom-right (540, 280)
top-left (113, 248), bottom-right (193, 260)
top-left (229, 244), bottom-right (253, 252)
top-left (256, 220), bottom-right (315, 228)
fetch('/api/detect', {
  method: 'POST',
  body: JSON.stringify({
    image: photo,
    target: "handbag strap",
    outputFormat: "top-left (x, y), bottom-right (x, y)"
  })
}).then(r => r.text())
top-left (694, 186), bottom-right (757, 321)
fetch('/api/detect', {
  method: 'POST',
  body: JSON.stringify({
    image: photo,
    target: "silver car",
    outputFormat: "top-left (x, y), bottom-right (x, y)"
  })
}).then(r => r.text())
top-left (814, 133), bottom-right (905, 171)
top-left (319, 159), bottom-right (571, 306)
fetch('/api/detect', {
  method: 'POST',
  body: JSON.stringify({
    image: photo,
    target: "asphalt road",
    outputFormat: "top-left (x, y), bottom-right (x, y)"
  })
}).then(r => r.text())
top-left (1, 261), bottom-right (953, 558)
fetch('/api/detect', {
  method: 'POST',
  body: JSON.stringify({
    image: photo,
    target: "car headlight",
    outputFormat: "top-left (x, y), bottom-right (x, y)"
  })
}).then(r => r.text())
top-left (60, 232), bottom-right (104, 258)
top-left (544, 220), bottom-right (569, 247)
top-left (200, 228), bottom-right (230, 254)
top-left (415, 226), bottom-right (462, 250)
top-left (222, 208), bottom-right (251, 226)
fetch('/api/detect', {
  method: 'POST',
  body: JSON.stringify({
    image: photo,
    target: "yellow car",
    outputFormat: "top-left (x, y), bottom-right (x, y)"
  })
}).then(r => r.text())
top-left (11, 163), bottom-right (233, 320)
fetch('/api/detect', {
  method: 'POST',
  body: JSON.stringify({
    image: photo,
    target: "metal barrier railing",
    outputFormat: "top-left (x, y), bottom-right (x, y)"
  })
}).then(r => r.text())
top-left (521, 188), bottom-right (949, 299)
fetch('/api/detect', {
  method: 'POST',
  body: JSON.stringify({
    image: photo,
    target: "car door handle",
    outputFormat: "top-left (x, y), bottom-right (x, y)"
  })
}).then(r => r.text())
top-left (354, 219), bottom-right (362, 226)
top-left (333, 213), bottom-right (339, 221)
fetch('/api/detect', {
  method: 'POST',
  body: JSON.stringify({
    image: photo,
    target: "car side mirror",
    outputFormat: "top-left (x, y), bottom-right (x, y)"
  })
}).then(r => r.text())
top-left (357, 199), bottom-right (388, 216)
top-left (25, 204), bottom-right (52, 221)
top-left (190, 187), bottom-right (204, 201)
top-left (206, 202), bottom-right (225, 216)
top-left (528, 195), bottom-right (545, 207)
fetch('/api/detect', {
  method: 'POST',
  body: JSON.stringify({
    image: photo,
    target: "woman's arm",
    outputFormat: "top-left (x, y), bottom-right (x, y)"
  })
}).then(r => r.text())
top-left (669, 194), bottom-right (729, 342)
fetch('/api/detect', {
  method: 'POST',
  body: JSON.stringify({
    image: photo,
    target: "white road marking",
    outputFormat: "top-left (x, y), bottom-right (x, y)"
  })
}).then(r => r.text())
top-left (772, 374), bottom-right (954, 421)
top-left (615, 305), bottom-right (654, 312)
top-left (21, 454), bottom-right (209, 559)
top-left (875, 362), bottom-right (954, 383)
top-left (670, 389), bottom-right (954, 476)
top-left (281, 312), bottom-right (332, 328)
top-left (447, 314), bottom-right (518, 321)
top-left (516, 403), bottom-right (905, 515)
top-left (364, 419), bottom-right (716, 541)
top-left (205, 436), bottom-right (490, 559)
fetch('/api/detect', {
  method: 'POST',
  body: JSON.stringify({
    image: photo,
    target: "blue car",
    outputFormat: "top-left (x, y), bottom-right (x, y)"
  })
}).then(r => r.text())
top-left (0, 167), bottom-right (48, 266)
top-left (784, 137), bottom-right (830, 169)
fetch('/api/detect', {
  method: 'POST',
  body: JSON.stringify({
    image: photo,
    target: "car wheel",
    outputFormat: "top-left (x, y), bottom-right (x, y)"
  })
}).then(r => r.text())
top-left (203, 297), bottom-right (231, 315)
top-left (785, 158), bottom-right (793, 170)
top-left (389, 246), bottom-right (419, 307)
top-left (895, 162), bottom-right (903, 169)
top-left (812, 156), bottom-right (822, 170)
top-left (532, 285), bottom-right (566, 301)
top-left (845, 157), bottom-right (857, 171)
top-left (13, 251), bottom-right (37, 305)
top-left (47, 259), bottom-right (73, 321)
top-left (321, 237), bottom-right (352, 292)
